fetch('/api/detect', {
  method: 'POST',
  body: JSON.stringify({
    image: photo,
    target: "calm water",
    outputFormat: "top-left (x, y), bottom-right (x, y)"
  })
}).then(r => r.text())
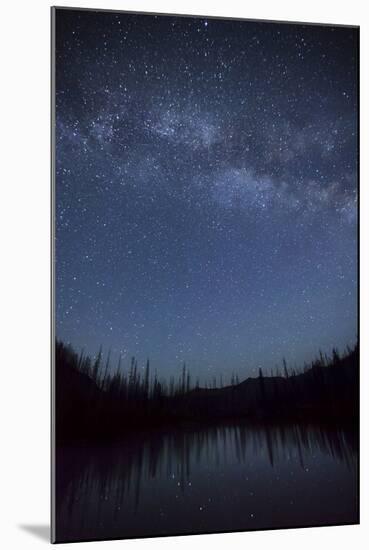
top-left (55, 423), bottom-right (358, 542)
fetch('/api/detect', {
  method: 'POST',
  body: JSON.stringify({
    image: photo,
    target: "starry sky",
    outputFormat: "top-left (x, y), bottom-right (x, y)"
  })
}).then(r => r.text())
top-left (55, 8), bottom-right (358, 382)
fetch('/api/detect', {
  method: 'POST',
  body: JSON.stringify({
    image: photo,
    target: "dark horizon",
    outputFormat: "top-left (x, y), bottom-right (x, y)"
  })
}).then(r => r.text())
top-left (55, 9), bottom-right (358, 380)
top-left (55, 335), bottom-right (359, 447)
top-left (57, 337), bottom-right (357, 388)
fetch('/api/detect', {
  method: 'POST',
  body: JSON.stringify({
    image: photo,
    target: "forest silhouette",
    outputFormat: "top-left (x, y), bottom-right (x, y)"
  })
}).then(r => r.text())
top-left (55, 340), bottom-right (358, 442)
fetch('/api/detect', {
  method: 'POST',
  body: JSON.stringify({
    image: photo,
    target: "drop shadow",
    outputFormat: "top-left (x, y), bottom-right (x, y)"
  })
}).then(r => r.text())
top-left (18, 524), bottom-right (50, 542)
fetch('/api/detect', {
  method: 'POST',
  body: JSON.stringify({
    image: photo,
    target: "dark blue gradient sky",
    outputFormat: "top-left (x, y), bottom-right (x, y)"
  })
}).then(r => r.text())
top-left (55, 9), bottom-right (358, 382)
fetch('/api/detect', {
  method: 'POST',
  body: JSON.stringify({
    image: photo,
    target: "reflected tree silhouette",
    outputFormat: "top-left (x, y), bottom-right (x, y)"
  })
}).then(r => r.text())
top-left (57, 422), bottom-right (357, 523)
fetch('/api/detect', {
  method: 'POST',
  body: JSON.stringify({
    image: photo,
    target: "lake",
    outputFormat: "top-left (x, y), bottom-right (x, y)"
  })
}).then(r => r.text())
top-left (55, 422), bottom-right (358, 542)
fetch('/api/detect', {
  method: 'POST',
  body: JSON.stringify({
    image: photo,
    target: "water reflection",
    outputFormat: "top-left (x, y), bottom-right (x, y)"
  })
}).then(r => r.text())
top-left (56, 422), bottom-right (358, 542)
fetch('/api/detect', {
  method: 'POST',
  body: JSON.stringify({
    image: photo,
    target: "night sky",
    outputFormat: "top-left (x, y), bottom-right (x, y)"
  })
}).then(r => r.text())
top-left (55, 9), bottom-right (358, 382)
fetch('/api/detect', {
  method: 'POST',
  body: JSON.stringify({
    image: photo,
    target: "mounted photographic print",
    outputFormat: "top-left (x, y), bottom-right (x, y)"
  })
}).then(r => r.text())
top-left (51, 6), bottom-right (359, 543)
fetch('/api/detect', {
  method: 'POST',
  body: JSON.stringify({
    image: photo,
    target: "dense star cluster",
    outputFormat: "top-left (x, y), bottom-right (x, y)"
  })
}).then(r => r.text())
top-left (55, 9), bottom-right (358, 381)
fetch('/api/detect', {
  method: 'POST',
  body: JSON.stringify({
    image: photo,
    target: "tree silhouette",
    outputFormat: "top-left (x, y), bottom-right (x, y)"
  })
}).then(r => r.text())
top-left (55, 339), bottom-right (359, 441)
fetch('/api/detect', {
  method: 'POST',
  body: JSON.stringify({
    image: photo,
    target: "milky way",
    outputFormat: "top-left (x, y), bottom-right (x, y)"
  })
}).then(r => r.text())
top-left (54, 8), bottom-right (358, 381)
